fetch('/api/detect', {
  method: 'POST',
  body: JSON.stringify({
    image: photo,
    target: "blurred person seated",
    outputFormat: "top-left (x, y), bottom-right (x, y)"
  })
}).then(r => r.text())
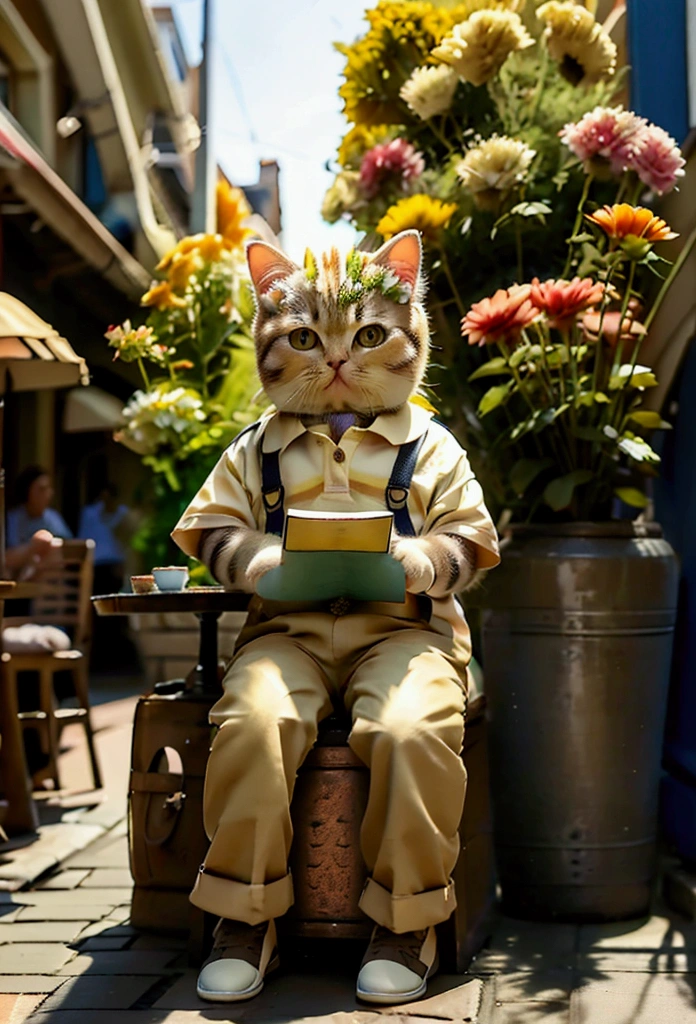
top-left (3, 529), bottom-right (69, 653)
top-left (78, 483), bottom-right (129, 595)
top-left (7, 465), bottom-right (72, 558)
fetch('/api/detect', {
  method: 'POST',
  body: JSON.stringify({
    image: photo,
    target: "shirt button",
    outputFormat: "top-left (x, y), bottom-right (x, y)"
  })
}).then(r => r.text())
top-left (333, 448), bottom-right (346, 463)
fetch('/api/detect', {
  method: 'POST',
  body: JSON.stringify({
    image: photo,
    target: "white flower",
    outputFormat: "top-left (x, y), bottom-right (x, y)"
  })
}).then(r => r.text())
top-left (117, 387), bottom-right (206, 455)
top-left (400, 65), bottom-right (459, 120)
top-left (432, 10), bottom-right (534, 87)
top-left (456, 136), bottom-right (536, 194)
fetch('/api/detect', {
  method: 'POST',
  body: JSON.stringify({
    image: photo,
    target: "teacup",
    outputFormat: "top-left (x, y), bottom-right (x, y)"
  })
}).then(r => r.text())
top-left (131, 574), bottom-right (156, 594)
top-left (152, 566), bottom-right (189, 592)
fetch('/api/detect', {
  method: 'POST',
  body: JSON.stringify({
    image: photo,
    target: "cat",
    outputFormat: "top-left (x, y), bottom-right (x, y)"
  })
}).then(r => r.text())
top-left (198, 229), bottom-right (477, 598)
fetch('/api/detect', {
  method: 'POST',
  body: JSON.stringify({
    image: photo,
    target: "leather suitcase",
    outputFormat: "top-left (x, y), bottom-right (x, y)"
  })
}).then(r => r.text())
top-left (128, 687), bottom-right (495, 971)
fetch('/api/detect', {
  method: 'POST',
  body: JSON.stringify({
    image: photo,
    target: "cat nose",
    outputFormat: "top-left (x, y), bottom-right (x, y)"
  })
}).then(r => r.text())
top-left (326, 357), bottom-right (347, 370)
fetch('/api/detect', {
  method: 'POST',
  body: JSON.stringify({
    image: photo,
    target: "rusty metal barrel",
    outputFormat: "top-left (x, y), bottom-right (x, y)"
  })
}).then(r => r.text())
top-left (481, 522), bottom-right (678, 920)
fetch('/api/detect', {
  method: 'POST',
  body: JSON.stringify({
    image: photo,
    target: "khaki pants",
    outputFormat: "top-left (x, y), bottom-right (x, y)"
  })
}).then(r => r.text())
top-left (190, 598), bottom-right (469, 934)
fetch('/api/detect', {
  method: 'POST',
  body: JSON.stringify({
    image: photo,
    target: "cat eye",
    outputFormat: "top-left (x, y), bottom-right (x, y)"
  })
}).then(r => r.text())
top-left (289, 327), bottom-right (320, 351)
top-left (354, 324), bottom-right (386, 348)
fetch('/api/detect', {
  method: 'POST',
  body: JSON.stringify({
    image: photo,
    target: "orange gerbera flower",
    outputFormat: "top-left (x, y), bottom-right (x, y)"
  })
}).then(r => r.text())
top-left (530, 276), bottom-right (605, 329)
top-left (586, 203), bottom-right (677, 258)
top-left (461, 285), bottom-right (537, 346)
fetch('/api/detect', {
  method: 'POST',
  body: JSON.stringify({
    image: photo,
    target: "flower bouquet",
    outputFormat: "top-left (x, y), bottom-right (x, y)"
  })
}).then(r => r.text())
top-left (326, 0), bottom-right (690, 518)
top-left (107, 182), bottom-right (265, 567)
top-left (460, 200), bottom-right (692, 519)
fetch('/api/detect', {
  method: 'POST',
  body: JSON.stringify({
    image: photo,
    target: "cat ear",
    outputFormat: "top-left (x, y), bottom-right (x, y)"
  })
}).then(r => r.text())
top-left (369, 230), bottom-right (422, 292)
top-left (246, 240), bottom-right (299, 295)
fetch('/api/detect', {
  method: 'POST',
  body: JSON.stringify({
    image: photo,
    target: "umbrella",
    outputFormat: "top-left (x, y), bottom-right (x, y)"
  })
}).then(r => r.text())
top-left (0, 292), bottom-right (89, 574)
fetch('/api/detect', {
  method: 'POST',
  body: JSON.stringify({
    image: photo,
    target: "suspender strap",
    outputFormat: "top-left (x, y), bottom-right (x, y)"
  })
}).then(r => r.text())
top-left (261, 449), bottom-right (285, 536)
top-left (385, 431), bottom-right (428, 537)
top-left (262, 428), bottom-right (428, 538)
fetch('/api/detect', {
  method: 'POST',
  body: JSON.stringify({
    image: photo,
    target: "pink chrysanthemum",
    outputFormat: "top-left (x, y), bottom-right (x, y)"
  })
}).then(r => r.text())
top-left (461, 285), bottom-right (537, 347)
top-left (631, 123), bottom-right (686, 195)
top-left (530, 277), bottom-right (605, 329)
top-left (359, 139), bottom-right (425, 199)
top-left (560, 106), bottom-right (646, 174)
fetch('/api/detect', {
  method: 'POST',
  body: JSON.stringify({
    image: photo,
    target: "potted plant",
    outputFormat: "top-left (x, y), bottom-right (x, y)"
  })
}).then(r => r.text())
top-left (106, 182), bottom-right (265, 682)
top-left (326, 0), bottom-right (694, 919)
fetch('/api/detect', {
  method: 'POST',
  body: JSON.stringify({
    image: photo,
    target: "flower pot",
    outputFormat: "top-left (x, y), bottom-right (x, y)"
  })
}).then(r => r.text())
top-left (480, 521), bottom-right (678, 921)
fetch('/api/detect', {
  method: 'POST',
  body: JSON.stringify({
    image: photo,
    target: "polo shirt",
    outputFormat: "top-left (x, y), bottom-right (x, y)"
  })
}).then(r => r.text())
top-left (172, 402), bottom-right (500, 641)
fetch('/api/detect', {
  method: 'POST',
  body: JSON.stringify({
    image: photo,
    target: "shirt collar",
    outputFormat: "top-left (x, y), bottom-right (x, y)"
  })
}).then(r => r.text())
top-left (260, 401), bottom-right (434, 453)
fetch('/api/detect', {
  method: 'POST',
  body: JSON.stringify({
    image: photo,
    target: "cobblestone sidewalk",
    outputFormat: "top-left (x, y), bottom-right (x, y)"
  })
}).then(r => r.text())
top-left (2, 695), bottom-right (696, 1023)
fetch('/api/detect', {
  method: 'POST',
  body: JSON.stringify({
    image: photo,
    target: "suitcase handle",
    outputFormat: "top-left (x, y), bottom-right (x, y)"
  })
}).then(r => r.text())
top-left (132, 751), bottom-right (187, 848)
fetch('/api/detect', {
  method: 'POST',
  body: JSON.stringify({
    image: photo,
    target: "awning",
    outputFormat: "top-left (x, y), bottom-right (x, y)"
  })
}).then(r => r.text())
top-left (0, 291), bottom-right (89, 393)
top-left (0, 104), bottom-right (150, 300)
top-left (63, 385), bottom-right (124, 433)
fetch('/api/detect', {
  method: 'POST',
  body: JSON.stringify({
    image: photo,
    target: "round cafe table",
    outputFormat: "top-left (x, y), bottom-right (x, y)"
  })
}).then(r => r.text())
top-left (92, 587), bottom-right (251, 696)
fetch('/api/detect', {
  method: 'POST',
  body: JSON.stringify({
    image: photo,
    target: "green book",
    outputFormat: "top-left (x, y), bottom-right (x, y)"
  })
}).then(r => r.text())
top-left (256, 509), bottom-right (406, 604)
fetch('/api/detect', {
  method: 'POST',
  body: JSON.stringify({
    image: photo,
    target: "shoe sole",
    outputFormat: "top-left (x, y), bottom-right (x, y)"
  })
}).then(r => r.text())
top-left (196, 953), bottom-right (279, 1003)
top-left (356, 977), bottom-right (427, 1005)
top-left (356, 954), bottom-right (438, 1006)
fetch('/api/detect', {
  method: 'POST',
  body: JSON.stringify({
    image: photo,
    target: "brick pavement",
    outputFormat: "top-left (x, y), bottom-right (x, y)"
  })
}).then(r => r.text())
top-left (2, 695), bottom-right (696, 1023)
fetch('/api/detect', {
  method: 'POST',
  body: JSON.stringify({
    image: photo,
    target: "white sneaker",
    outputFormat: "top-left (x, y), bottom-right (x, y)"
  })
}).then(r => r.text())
top-left (196, 918), bottom-right (279, 1003)
top-left (356, 925), bottom-right (438, 1005)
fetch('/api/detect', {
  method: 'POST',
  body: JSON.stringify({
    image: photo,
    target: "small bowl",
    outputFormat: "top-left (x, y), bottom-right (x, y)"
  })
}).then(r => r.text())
top-left (131, 574), bottom-right (156, 594)
top-left (152, 566), bottom-right (189, 592)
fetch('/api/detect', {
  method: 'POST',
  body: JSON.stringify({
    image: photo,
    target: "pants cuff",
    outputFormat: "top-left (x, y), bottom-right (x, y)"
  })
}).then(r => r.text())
top-left (359, 877), bottom-right (457, 933)
top-left (190, 868), bottom-right (294, 925)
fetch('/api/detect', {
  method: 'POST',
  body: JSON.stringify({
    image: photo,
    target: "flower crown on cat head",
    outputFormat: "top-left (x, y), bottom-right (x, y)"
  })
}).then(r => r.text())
top-left (246, 230), bottom-right (424, 313)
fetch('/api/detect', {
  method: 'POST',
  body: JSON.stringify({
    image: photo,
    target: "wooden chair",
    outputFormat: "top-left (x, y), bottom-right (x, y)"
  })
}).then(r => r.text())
top-left (2, 539), bottom-right (102, 791)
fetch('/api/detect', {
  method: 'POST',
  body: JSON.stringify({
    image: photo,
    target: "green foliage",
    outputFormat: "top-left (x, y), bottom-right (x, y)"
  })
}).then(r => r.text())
top-left (111, 236), bottom-right (264, 568)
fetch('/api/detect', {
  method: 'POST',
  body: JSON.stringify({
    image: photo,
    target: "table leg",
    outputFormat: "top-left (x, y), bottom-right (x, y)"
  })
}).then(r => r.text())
top-left (192, 611), bottom-right (222, 696)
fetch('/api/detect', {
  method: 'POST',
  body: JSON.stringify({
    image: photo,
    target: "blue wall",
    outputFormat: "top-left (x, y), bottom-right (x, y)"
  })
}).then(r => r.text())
top-left (628, 0), bottom-right (689, 142)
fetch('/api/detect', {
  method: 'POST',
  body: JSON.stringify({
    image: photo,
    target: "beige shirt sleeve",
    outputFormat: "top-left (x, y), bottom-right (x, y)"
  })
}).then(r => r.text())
top-left (421, 431), bottom-right (500, 570)
top-left (171, 428), bottom-right (261, 560)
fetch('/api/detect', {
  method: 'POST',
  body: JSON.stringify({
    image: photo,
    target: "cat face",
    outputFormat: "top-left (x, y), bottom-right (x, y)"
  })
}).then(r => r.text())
top-left (246, 231), bottom-right (429, 416)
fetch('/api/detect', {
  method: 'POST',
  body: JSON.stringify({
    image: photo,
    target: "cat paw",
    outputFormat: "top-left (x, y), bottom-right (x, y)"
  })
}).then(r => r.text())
top-left (247, 537), bottom-right (283, 592)
top-left (391, 537), bottom-right (436, 594)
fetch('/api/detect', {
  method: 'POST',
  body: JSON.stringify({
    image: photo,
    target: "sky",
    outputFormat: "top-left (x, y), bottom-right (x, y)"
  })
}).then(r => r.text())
top-left (153, 0), bottom-right (370, 261)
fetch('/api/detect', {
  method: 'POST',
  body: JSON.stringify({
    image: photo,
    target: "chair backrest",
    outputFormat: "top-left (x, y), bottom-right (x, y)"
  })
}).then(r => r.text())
top-left (31, 539), bottom-right (95, 651)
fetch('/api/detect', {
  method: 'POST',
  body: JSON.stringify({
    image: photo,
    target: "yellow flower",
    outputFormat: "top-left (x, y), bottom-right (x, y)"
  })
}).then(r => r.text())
top-left (377, 194), bottom-right (457, 241)
top-left (432, 10), bottom-right (533, 86)
top-left (216, 180), bottom-right (252, 249)
top-left (167, 252), bottom-right (202, 291)
top-left (141, 281), bottom-right (188, 310)
top-left (336, 1), bottom-right (472, 125)
top-left (196, 233), bottom-right (226, 263)
top-left (537, 1), bottom-right (617, 85)
top-left (456, 135), bottom-right (536, 208)
top-left (321, 171), bottom-right (362, 224)
top-left (400, 65), bottom-right (459, 120)
top-left (156, 235), bottom-right (202, 271)
top-left (338, 124), bottom-right (391, 168)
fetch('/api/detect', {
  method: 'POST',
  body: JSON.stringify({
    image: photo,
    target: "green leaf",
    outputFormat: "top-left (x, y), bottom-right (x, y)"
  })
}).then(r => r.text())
top-left (478, 381), bottom-right (513, 417)
top-left (509, 343), bottom-right (531, 368)
top-left (510, 458), bottom-right (554, 496)
top-left (631, 372), bottom-right (659, 389)
top-left (628, 410), bottom-right (670, 429)
top-left (533, 408), bottom-right (556, 432)
top-left (618, 434), bottom-right (661, 463)
top-left (546, 347), bottom-right (569, 368)
top-left (510, 201), bottom-right (553, 218)
top-left (543, 470), bottom-right (594, 511)
top-left (609, 364), bottom-right (658, 390)
top-left (468, 357), bottom-right (510, 381)
top-left (614, 487), bottom-right (649, 509)
top-left (594, 392), bottom-right (610, 403)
